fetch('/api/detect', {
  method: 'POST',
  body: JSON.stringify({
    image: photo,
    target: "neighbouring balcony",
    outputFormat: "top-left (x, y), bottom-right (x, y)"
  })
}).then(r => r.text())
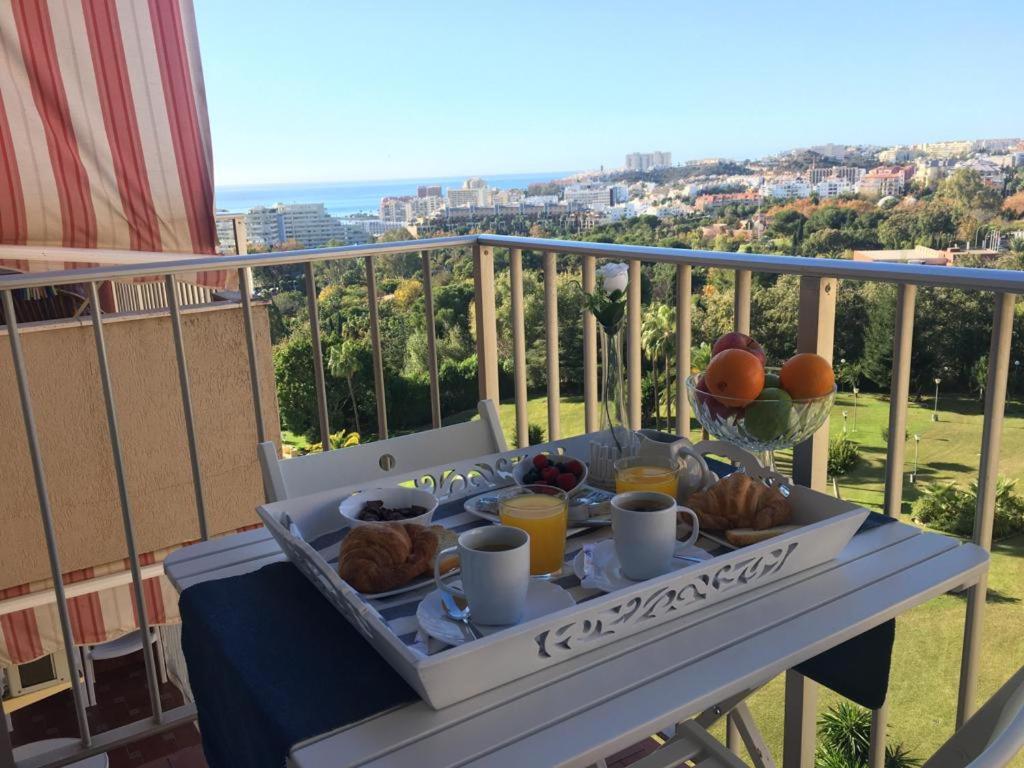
top-left (0, 235), bottom-right (1020, 768)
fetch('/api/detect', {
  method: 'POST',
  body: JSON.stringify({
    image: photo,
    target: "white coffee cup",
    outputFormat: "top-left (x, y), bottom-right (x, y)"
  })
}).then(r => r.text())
top-left (433, 525), bottom-right (530, 626)
top-left (611, 491), bottom-right (700, 581)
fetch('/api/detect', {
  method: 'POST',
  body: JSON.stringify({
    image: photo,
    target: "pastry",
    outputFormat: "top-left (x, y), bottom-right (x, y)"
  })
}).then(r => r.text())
top-left (684, 473), bottom-right (792, 531)
top-left (725, 525), bottom-right (800, 547)
top-left (338, 523), bottom-right (439, 593)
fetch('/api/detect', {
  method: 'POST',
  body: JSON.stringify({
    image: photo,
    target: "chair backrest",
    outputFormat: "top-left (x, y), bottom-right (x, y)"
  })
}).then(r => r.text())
top-left (258, 400), bottom-right (508, 502)
top-left (924, 665), bottom-right (1024, 768)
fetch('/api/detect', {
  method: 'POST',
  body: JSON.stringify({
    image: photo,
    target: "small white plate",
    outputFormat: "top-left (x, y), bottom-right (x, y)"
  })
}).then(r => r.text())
top-left (463, 487), bottom-right (612, 531)
top-left (417, 580), bottom-right (576, 647)
top-left (572, 539), bottom-right (713, 593)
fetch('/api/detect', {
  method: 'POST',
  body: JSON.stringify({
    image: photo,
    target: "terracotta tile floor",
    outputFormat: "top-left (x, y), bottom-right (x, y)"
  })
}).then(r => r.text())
top-left (8, 650), bottom-right (203, 768)
top-left (8, 650), bottom-right (671, 767)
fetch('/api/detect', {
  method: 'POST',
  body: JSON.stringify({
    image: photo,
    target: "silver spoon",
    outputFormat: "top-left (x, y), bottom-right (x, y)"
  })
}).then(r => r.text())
top-left (440, 591), bottom-right (482, 640)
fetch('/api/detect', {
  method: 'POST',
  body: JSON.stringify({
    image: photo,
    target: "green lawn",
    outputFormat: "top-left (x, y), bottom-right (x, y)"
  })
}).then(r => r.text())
top-left (456, 392), bottom-right (1024, 764)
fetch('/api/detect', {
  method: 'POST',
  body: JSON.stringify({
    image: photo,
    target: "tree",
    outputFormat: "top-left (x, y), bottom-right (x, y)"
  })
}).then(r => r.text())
top-left (642, 303), bottom-right (675, 428)
top-left (327, 338), bottom-right (364, 433)
top-left (815, 702), bottom-right (920, 768)
top-left (770, 209), bottom-right (808, 250)
top-left (972, 355), bottom-right (988, 400)
top-left (877, 211), bottom-right (917, 249)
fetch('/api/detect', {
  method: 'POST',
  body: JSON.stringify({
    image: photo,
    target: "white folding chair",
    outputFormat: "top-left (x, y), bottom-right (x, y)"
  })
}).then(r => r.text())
top-left (81, 629), bottom-right (167, 708)
top-left (258, 399), bottom-right (508, 502)
top-left (11, 738), bottom-right (108, 767)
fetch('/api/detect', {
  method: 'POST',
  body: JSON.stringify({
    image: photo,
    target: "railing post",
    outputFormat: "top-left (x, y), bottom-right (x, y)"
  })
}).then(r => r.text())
top-left (957, 291), bottom-right (1015, 726)
top-left (627, 259), bottom-right (642, 430)
top-left (165, 275), bottom-right (209, 541)
top-left (583, 255), bottom-right (599, 433)
top-left (1, 711), bottom-right (13, 768)
top-left (1, 290), bottom-right (93, 748)
top-left (871, 283), bottom-right (917, 768)
top-left (231, 215), bottom-right (248, 256)
top-left (304, 263), bottom-right (331, 448)
top-left (510, 248), bottom-right (530, 445)
top-left (87, 283), bottom-right (164, 723)
top-left (365, 256), bottom-right (388, 440)
top-left (792, 276), bottom-right (836, 491)
top-left (676, 264), bottom-right (692, 438)
top-left (783, 669), bottom-right (817, 768)
top-left (238, 267), bottom-right (267, 445)
top-left (544, 251), bottom-right (561, 441)
top-left (422, 251), bottom-right (442, 429)
top-left (473, 242), bottom-right (500, 404)
top-left (734, 269), bottom-right (752, 335)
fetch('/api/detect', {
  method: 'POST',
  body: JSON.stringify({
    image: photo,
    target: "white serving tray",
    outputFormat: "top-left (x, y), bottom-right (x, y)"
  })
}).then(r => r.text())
top-left (257, 435), bottom-right (869, 709)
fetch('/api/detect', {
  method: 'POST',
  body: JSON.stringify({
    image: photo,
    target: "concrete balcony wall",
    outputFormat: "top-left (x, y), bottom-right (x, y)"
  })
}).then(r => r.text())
top-left (0, 303), bottom-right (280, 590)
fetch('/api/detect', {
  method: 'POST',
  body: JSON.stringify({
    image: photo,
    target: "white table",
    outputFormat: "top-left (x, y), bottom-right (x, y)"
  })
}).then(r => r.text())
top-left (166, 486), bottom-right (987, 768)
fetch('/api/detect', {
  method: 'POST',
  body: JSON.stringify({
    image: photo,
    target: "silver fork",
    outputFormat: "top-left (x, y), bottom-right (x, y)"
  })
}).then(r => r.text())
top-left (440, 591), bottom-right (482, 640)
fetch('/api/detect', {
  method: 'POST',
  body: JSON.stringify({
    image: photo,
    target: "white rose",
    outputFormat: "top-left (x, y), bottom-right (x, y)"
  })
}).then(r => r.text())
top-left (599, 262), bottom-right (629, 295)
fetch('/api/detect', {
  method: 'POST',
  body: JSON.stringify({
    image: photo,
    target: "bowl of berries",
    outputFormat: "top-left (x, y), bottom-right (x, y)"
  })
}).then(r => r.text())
top-left (686, 332), bottom-right (836, 455)
top-left (514, 452), bottom-right (589, 495)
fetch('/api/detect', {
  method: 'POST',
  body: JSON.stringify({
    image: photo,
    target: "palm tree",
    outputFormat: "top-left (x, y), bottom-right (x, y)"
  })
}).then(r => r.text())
top-left (641, 304), bottom-right (676, 429)
top-left (327, 339), bottom-right (361, 434)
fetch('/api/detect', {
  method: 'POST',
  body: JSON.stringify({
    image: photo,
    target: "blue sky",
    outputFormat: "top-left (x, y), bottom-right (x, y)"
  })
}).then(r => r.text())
top-left (195, 1), bottom-right (1024, 186)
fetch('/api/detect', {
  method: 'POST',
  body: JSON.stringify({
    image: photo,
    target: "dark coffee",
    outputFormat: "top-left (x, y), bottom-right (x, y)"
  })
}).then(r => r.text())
top-left (473, 543), bottom-right (517, 552)
top-left (619, 500), bottom-right (669, 512)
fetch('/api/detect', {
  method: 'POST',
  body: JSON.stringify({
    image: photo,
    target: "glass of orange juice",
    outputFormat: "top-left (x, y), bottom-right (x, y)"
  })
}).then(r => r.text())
top-left (614, 456), bottom-right (681, 499)
top-left (499, 485), bottom-right (568, 578)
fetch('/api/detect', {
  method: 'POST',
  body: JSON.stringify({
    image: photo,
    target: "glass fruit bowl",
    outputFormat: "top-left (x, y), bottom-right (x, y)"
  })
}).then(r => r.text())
top-left (685, 374), bottom-right (836, 454)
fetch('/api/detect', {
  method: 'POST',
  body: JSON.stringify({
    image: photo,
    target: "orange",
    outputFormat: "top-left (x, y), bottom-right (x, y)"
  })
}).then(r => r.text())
top-left (704, 348), bottom-right (765, 407)
top-left (779, 353), bottom-right (835, 399)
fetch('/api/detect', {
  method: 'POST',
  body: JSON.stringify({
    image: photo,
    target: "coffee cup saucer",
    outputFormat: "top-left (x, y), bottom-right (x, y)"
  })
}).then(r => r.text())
top-left (417, 580), bottom-right (576, 647)
top-left (572, 539), bottom-right (712, 593)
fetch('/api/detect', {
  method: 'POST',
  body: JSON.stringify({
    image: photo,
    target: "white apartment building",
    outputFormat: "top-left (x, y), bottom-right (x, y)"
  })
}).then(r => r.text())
top-left (808, 143), bottom-right (849, 160)
top-left (240, 203), bottom-right (361, 248)
top-left (464, 177), bottom-right (488, 190)
top-left (815, 177), bottom-right (855, 198)
top-left (878, 147), bottom-right (915, 164)
top-left (447, 187), bottom-right (488, 207)
top-left (625, 151), bottom-right (672, 172)
top-left (380, 196), bottom-right (413, 224)
top-left (761, 176), bottom-right (812, 199)
top-left (524, 194), bottom-right (559, 206)
top-left (563, 183), bottom-right (628, 208)
top-left (493, 188), bottom-right (525, 205)
top-left (956, 158), bottom-right (1005, 186)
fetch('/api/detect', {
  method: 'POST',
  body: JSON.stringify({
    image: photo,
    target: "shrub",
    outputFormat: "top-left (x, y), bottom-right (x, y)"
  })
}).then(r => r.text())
top-left (815, 701), bottom-right (920, 768)
top-left (913, 478), bottom-right (1024, 539)
top-left (828, 437), bottom-right (861, 477)
top-left (514, 422), bottom-right (546, 446)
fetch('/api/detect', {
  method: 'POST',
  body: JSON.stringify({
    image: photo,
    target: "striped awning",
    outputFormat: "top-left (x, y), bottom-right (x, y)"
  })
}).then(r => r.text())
top-left (0, 0), bottom-right (228, 287)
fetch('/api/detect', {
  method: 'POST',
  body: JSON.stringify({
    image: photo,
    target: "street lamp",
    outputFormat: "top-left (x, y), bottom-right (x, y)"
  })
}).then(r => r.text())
top-left (852, 386), bottom-right (860, 432)
top-left (932, 377), bottom-right (941, 421)
top-left (911, 433), bottom-right (920, 483)
top-left (842, 410), bottom-right (849, 433)
top-left (1015, 360), bottom-right (1020, 396)
top-left (838, 358), bottom-right (846, 393)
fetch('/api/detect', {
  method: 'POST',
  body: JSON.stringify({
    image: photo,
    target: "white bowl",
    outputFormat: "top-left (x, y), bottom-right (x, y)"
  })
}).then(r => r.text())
top-left (339, 487), bottom-right (439, 528)
top-left (512, 452), bottom-right (589, 496)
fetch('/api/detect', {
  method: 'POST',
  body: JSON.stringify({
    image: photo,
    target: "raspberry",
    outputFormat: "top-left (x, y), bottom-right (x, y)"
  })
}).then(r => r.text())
top-left (556, 473), bottom-right (577, 491)
top-left (540, 466), bottom-right (560, 482)
top-left (565, 460), bottom-right (584, 477)
top-left (532, 454), bottom-right (550, 470)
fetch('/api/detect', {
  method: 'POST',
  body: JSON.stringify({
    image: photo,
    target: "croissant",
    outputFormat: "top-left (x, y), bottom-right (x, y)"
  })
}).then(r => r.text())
top-left (338, 523), bottom-right (439, 594)
top-left (684, 473), bottom-right (791, 531)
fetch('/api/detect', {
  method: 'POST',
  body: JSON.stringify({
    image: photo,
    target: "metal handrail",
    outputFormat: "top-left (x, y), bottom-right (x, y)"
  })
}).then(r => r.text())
top-left (1, 234), bottom-right (1023, 292)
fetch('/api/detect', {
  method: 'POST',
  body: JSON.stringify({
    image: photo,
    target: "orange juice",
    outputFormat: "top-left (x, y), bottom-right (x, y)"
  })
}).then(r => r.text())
top-left (499, 490), bottom-right (568, 577)
top-left (614, 458), bottom-right (679, 498)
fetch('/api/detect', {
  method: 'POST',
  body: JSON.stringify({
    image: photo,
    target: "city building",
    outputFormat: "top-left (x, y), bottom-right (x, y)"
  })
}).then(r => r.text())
top-left (761, 176), bottom-right (812, 199)
top-left (493, 188), bottom-right (525, 205)
top-left (955, 158), bottom-right (1005, 187)
top-left (857, 165), bottom-right (914, 197)
top-left (878, 147), bottom-right (915, 164)
top-left (808, 166), bottom-right (866, 185)
top-left (524, 194), bottom-right (559, 206)
top-left (625, 151), bottom-right (672, 172)
top-left (380, 196), bottom-right (415, 223)
top-left (563, 183), bottom-right (628, 208)
top-left (417, 184), bottom-right (441, 198)
top-left (694, 192), bottom-right (760, 212)
top-left (808, 143), bottom-right (849, 160)
top-left (815, 177), bottom-right (855, 198)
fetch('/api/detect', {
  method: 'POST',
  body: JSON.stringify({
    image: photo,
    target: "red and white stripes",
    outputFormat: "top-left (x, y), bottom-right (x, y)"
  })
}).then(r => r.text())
top-left (0, 0), bottom-right (223, 283)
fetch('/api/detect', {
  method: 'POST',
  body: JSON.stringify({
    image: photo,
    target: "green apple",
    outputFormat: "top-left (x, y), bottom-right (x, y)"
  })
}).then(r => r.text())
top-left (745, 387), bottom-right (792, 442)
top-left (764, 372), bottom-right (781, 388)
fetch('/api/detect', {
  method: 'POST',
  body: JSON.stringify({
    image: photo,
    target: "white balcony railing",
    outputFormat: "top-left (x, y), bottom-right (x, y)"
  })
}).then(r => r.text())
top-left (0, 234), bottom-right (1018, 768)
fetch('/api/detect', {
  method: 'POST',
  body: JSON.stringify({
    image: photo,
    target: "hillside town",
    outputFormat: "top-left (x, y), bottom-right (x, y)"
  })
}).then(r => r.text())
top-left (217, 137), bottom-right (1024, 256)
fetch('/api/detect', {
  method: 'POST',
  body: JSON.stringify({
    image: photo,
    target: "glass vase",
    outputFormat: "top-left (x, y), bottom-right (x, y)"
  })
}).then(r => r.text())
top-left (589, 326), bottom-right (637, 485)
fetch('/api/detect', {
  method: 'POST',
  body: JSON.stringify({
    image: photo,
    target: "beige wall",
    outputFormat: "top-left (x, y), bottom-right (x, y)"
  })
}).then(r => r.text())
top-left (0, 303), bottom-right (280, 590)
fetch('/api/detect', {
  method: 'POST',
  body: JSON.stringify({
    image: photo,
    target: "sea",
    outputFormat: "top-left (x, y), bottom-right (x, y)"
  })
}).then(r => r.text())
top-left (215, 171), bottom-right (578, 218)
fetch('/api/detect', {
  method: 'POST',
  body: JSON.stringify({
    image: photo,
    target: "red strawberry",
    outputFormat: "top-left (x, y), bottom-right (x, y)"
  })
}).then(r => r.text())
top-left (540, 466), bottom-right (560, 482)
top-left (556, 473), bottom-right (577, 491)
top-left (565, 459), bottom-right (584, 477)
top-left (532, 454), bottom-right (550, 470)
